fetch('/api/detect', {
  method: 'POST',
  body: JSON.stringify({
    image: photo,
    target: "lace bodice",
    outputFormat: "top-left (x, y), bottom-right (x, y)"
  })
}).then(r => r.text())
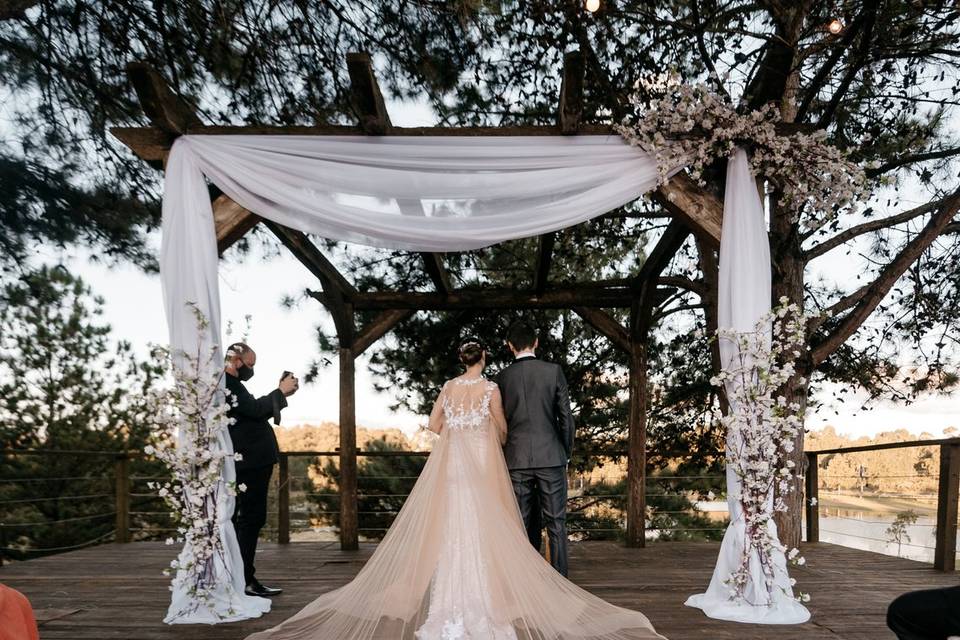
top-left (428, 376), bottom-right (508, 443)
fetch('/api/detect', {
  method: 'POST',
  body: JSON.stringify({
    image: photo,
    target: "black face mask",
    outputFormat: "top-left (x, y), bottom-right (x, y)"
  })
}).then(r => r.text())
top-left (237, 364), bottom-right (255, 381)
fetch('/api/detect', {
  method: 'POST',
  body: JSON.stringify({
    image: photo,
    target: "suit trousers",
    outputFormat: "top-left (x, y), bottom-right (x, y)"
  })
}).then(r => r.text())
top-left (887, 586), bottom-right (960, 639)
top-left (509, 466), bottom-right (568, 577)
top-left (233, 464), bottom-right (273, 585)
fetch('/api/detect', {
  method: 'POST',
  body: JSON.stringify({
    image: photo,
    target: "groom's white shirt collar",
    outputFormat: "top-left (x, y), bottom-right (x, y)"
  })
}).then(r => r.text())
top-left (514, 350), bottom-right (536, 360)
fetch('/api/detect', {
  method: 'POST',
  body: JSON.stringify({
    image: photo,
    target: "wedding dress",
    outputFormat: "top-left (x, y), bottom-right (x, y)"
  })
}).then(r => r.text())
top-left (246, 375), bottom-right (666, 640)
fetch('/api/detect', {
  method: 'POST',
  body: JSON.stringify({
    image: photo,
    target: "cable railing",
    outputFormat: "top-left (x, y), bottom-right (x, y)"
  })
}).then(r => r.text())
top-left (805, 437), bottom-right (960, 572)
top-left (1, 447), bottom-right (727, 559)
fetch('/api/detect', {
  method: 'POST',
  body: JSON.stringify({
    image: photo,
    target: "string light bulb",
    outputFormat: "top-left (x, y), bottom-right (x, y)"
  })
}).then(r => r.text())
top-left (585, 0), bottom-right (601, 13)
top-left (827, 18), bottom-right (843, 34)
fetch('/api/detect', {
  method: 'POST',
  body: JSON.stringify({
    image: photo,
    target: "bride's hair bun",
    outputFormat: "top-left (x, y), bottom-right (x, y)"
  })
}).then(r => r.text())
top-left (458, 339), bottom-right (484, 366)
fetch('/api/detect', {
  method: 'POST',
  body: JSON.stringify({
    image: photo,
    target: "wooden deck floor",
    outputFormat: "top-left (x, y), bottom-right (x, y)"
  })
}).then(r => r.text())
top-left (1, 541), bottom-right (956, 639)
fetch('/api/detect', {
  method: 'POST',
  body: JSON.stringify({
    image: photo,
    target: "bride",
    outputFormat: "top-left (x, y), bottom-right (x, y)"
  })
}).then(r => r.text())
top-left (246, 340), bottom-right (666, 640)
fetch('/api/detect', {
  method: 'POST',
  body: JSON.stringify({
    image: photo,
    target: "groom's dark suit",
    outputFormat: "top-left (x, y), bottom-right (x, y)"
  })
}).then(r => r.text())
top-left (497, 354), bottom-right (574, 576)
top-left (226, 372), bottom-right (287, 586)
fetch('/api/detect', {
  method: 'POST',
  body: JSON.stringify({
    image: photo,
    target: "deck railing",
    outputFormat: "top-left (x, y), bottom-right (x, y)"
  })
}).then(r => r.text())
top-left (1, 448), bottom-right (725, 558)
top-left (805, 437), bottom-right (960, 572)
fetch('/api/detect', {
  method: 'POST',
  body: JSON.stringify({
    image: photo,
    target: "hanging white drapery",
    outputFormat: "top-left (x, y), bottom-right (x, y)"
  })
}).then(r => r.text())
top-left (684, 149), bottom-right (810, 624)
top-left (159, 134), bottom-right (806, 625)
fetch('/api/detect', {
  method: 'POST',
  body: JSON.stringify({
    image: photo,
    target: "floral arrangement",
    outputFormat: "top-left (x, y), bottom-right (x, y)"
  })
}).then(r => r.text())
top-left (616, 83), bottom-right (867, 232)
top-left (710, 299), bottom-right (813, 605)
top-left (144, 306), bottom-right (243, 621)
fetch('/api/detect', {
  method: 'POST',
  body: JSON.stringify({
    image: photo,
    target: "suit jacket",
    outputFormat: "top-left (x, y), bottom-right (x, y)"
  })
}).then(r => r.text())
top-left (225, 372), bottom-right (286, 472)
top-left (497, 356), bottom-right (574, 470)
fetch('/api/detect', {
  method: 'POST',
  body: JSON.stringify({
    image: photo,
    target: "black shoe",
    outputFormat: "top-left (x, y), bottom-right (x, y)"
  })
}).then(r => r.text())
top-left (245, 580), bottom-right (283, 597)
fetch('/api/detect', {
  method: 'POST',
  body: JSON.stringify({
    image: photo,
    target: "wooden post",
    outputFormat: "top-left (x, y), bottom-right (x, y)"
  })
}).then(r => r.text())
top-left (115, 455), bottom-right (130, 544)
top-left (625, 339), bottom-right (647, 548)
top-left (339, 341), bottom-right (359, 551)
top-left (805, 452), bottom-right (819, 543)
top-left (934, 443), bottom-right (959, 571)
top-left (278, 454), bottom-right (290, 545)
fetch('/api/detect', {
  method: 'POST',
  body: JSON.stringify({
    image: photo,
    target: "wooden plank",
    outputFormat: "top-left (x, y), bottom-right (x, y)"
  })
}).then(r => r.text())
top-left (3, 541), bottom-right (952, 639)
top-left (558, 50), bottom-right (585, 134)
top-left (213, 195), bottom-right (260, 254)
top-left (533, 232), bottom-right (556, 295)
top-left (351, 309), bottom-right (415, 357)
top-left (810, 436), bottom-right (960, 456)
top-left (934, 443), bottom-right (959, 571)
top-left (309, 288), bottom-right (636, 311)
top-left (346, 52), bottom-right (392, 135)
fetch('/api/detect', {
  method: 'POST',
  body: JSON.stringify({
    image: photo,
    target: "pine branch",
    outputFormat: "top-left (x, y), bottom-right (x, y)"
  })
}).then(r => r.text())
top-left (805, 198), bottom-right (945, 260)
top-left (812, 186), bottom-right (960, 365)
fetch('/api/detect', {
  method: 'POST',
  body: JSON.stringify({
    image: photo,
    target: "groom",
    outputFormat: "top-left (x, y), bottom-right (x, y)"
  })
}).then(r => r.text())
top-left (497, 321), bottom-right (575, 577)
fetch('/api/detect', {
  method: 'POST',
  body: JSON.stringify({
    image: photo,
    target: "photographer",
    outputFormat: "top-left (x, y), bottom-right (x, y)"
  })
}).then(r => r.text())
top-left (224, 342), bottom-right (299, 598)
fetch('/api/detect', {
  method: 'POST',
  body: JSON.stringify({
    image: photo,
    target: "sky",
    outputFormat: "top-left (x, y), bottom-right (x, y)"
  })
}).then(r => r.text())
top-left (27, 95), bottom-right (960, 442)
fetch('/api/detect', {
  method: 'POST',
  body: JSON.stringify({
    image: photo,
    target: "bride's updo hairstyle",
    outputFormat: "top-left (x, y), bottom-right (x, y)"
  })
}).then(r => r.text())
top-left (458, 339), bottom-right (484, 366)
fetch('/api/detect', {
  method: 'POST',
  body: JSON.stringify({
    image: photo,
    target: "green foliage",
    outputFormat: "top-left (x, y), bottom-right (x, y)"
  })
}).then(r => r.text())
top-left (0, 266), bottom-right (165, 557)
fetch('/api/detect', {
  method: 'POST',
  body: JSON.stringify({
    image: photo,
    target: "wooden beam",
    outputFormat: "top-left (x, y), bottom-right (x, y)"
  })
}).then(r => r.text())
top-left (625, 335), bottom-right (648, 548)
top-left (632, 219), bottom-right (691, 336)
top-left (653, 173), bottom-right (723, 246)
top-left (109, 123), bottom-right (617, 162)
top-left (420, 253), bottom-right (452, 295)
top-left (213, 195), bottom-right (260, 255)
top-left (125, 62), bottom-right (202, 135)
top-left (573, 307), bottom-right (629, 352)
top-left (263, 222), bottom-right (357, 298)
top-left (558, 50), bottom-right (585, 134)
top-left (347, 51), bottom-right (392, 135)
top-left (533, 232), bottom-right (556, 295)
top-left (339, 342), bottom-right (359, 551)
top-left (310, 287), bottom-right (635, 311)
top-left (352, 309), bottom-right (415, 357)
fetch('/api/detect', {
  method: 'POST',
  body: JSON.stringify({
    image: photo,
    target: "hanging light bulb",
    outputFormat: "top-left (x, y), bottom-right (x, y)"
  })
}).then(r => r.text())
top-left (827, 18), bottom-right (843, 34)
top-left (585, 0), bottom-right (601, 13)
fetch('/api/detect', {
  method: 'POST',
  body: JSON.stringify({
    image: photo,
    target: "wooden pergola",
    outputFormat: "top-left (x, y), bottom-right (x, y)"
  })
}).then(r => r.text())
top-left (111, 51), bottom-right (728, 551)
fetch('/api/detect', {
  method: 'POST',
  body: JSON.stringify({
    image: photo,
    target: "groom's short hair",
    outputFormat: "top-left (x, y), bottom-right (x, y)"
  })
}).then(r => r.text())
top-left (506, 322), bottom-right (537, 351)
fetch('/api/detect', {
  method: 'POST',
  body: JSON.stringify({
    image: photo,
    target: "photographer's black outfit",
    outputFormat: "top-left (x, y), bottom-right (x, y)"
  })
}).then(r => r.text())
top-left (887, 585), bottom-right (960, 639)
top-left (226, 371), bottom-right (286, 595)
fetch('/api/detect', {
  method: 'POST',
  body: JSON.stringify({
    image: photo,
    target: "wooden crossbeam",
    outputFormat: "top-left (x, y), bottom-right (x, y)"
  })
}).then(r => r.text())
top-left (309, 287), bottom-right (634, 310)
top-left (572, 307), bottom-right (630, 352)
top-left (263, 221), bottom-right (357, 298)
top-left (213, 195), bottom-right (260, 255)
top-left (352, 309), bottom-right (415, 357)
top-left (631, 219), bottom-right (691, 336)
top-left (654, 174), bottom-right (722, 247)
top-left (533, 232), bottom-right (556, 295)
top-left (347, 52), bottom-right (392, 135)
top-left (558, 50), bottom-right (585, 134)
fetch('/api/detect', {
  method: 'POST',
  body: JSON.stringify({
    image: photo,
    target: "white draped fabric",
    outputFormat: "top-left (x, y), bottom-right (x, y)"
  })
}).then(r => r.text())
top-left (684, 150), bottom-right (810, 624)
top-left (159, 135), bottom-right (805, 626)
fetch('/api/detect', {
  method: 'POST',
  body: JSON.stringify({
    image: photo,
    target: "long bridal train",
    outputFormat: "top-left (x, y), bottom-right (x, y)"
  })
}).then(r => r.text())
top-left (246, 378), bottom-right (665, 640)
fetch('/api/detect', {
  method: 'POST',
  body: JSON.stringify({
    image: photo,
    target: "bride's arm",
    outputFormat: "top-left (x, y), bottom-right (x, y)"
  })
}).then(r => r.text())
top-left (489, 386), bottom-right (508, 445)
top-left (426, 383), bottom-right (447, 434)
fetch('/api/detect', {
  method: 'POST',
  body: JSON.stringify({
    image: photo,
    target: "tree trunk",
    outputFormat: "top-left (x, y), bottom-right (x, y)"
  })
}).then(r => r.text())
top-left (769, 194), bottom-right (809, 549)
